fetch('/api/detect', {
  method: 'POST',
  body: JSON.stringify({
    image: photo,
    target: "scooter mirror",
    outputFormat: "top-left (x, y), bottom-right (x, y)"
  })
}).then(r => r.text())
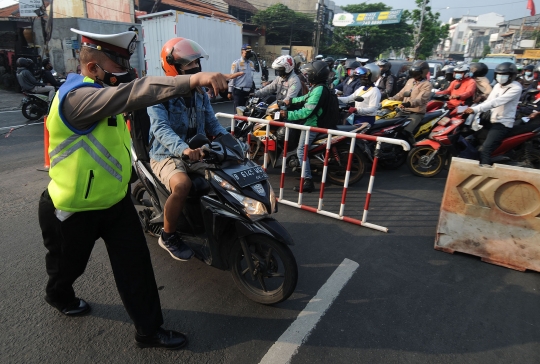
top-left (188, 134), bottom-right (211, 149)
top-left (354, 96), bottom-right (364, 102)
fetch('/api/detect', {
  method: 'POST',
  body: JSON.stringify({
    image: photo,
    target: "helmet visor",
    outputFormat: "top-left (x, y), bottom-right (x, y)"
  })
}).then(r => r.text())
top-left (169, 39), bottom-right (209, 66)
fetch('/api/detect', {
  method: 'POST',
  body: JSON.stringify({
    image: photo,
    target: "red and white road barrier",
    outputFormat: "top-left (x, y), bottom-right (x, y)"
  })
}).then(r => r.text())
top-left (215, 113), bottom-right (410, 233)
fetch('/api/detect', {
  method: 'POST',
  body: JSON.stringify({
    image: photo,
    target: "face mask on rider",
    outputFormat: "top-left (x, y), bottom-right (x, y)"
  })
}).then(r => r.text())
top-left (183, 66), bottom-right (201, 75)
top-left (454, 73), bottom-right (463, 80)
top-left (525, 71), bottom-right (533, 76)
top-left (496, 74), bottom-right (510, 84)
top-left (96, 64), bottom-right (135, 86)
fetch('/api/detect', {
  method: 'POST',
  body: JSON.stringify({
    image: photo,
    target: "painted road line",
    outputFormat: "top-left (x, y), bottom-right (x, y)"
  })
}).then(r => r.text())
top-left (0, 122), bottom-right (43, 130)
top-left (0, 110), bottom-right (22, 113)
top-left (259, 258), bottom-right (359, 364)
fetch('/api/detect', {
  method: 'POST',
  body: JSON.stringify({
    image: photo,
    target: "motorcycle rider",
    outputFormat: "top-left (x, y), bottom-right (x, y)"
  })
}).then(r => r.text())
top-left (464, 62), bottom-right (522, 165)
top-left (41, 57), bottom-right (63, 88)
top-left (280, 61), bottom-right (338, 193)
top-left (338, 67), bottom-right (381, 125)
top-left (389, 60), bottom-right (432, 133)
top-left (16, 58), bottom-right (55, 102)
top-left (253, 55), bottom-right (302, 101)
top-left (375, 59), bottom-right (396, 100)
top-left (323, 56), bottom-right (336, 87)
top-left (334, 60), bottom-right (361, 97)
top-left (470, 62), bottom-right (492, 104)
top-left (435, 63), bottom-right (476, 110)
top-left (437, 66), bottom-right (454, 91)
top-left (518, 64), bottom-right (538, 92)
top-left (148, 38), bottom-right (228, 261)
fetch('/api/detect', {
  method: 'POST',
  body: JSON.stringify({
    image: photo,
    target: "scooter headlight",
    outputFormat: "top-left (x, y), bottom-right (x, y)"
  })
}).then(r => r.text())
top-left (228, 191), bottom-right (268, 219)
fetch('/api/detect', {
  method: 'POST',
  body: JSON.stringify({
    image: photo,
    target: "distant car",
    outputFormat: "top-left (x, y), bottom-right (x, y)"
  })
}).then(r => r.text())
top-left (479, 54), bottom-right (516, 64)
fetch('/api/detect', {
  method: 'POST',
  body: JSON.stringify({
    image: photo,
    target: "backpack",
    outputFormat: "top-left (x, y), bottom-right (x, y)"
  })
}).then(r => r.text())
top-left (311, 84), bottom-right (339, 130)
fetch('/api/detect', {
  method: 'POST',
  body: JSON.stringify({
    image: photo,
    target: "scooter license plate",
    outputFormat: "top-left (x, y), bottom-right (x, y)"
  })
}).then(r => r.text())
top-left (232, 166), bottom-right (268, 187)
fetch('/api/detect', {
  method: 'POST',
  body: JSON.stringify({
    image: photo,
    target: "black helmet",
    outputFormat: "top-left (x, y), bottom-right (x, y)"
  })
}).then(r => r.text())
top-left (494, 62), bottom-right (518, 75)
top-left (345, 60), bottom-right (360, 70)
top-left (444, 66), bottom-right (455, 75)
top-left (301, 61), bottom-right (330, 84)
top-left (42, 57), bottom-right (51, 67)
top-left (16, 57), bottom-right (33, 68)
top-left (376, 59), bottom-right (392, 72)
top-left (409, 60), bottom-right (429, 79)
top-left (470, 62), bottom-right (488, 77)
top-left (322, 56), bottom-right (335, 67)
top-left (524, 64), bottom-right (535, 72)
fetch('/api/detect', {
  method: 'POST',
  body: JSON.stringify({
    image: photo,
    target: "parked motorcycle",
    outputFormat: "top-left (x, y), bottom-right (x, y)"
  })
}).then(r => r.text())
top-left (407, 110), bottom-right (540, 177)
top-left (20, 92), bottom-right (48, 121)
top-left (131, 124), bottom-right (298, 304)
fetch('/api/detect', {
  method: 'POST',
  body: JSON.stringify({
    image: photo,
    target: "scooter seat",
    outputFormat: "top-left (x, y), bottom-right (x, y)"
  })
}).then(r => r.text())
top-left (372, 117), bottom-right (407, 129)
top-left (337, 125), bottom-right (357, 132)
top-left (188, 173), bottom-right (211, 196)
top-left (421, 110), bottom-right (444, 124)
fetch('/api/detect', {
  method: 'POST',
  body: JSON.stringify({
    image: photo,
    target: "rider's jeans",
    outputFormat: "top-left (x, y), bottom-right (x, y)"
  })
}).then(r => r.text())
top-left (296, 130), bottom-right (317, 179)
top-left (32, 85), bottom-right (55, 102)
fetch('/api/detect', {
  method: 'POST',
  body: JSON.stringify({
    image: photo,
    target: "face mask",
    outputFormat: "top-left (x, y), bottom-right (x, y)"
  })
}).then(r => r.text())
top-left (96, 64), bottom-right (135, 86)
top-left (275, 69), bottom-right (286, 77)
top-left (244, 52), bottom-right (252, 59)
top-left (468, 72), bottom-right (474, 78)
top-left (496, 74), bottom-right (510, 84)
top-left (526, 71), bottom-right (532, 76)
top-left (454, 73), bottom-right (463, 80)
top-left (183, 66), bottom-right (201, 75)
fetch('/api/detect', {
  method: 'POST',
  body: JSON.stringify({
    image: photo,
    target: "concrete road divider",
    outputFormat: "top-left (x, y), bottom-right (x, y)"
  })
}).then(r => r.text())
top-left (435, 157), bottom-right (540, 272)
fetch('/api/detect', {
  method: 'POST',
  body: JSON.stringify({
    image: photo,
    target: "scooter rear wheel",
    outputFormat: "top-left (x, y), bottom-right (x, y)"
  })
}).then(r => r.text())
top-left (407, 146), bottom-right (445, 177)
top-left (21, 101), bottom-right (44, 121)
top-left (230, 234), bottom-right (298, 305)
top-left (325, 144), bottom-right (366, 185)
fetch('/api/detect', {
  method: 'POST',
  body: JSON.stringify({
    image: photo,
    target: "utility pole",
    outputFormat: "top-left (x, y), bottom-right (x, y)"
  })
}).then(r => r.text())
top-left (414, 0), bottom-right (427, 58)
top-left (313, 0), bottom-right (324, 58)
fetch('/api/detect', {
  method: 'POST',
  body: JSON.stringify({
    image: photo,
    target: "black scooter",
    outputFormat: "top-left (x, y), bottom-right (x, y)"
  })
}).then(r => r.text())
top-left (131, 125), bottom-right (298, 305)
top-left (21, 92), bottom-right (48, 121)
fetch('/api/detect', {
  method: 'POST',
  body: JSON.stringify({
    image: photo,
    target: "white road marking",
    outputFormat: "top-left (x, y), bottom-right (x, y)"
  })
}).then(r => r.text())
top-left (0, 122), bottom-right (43, 130)
top-left (259, 258), bottom-right (359, 364)
top-left (0, 110), bottom-right (22, 113)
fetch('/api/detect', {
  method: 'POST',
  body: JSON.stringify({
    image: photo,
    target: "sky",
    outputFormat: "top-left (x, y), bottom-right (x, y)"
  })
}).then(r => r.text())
top-left (0, 0), bottom-right (535, 24)
top-left (334, 0), bottom-right (534, 23)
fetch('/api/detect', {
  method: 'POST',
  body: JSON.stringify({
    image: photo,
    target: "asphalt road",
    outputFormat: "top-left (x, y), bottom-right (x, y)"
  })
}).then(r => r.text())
top-left (1, 102), bottom-right (539, 364)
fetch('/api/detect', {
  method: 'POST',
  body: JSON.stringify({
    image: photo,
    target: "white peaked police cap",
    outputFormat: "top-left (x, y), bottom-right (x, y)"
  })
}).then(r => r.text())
top-left (71, 28), bottom-right (138, 68)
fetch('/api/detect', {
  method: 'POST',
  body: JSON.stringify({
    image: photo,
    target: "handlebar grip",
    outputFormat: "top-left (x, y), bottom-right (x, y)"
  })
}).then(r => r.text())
top-left (181, 154), bottom-right (190, 161)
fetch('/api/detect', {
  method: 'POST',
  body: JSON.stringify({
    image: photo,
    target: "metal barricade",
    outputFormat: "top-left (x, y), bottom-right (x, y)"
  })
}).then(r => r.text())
top-left (216, 113), bottom-right (410, 232)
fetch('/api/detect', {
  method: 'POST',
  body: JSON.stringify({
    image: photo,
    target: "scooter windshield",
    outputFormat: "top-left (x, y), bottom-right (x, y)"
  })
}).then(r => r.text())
top-left (217, 133), bottom-right (246, 161)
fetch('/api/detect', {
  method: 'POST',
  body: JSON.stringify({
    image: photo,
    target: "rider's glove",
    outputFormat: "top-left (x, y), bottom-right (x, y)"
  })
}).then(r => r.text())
top-left (401, 101), bottom-right (412, 108)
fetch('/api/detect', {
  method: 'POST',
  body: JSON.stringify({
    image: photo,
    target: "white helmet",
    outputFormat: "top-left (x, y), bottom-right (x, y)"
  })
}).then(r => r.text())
top-left (315, 54), bottom-right (324, 60)
top-left (272, 55), bottom-right (295, 74)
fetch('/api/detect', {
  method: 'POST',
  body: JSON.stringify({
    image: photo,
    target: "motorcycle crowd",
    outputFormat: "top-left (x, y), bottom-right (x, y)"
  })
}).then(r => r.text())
top-left (237, 55), bottom-right (540, 182)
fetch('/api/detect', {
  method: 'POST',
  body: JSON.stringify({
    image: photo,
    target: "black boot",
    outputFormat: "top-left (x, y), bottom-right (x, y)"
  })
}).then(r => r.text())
top-left (293, 178), bottom-right (315, 193)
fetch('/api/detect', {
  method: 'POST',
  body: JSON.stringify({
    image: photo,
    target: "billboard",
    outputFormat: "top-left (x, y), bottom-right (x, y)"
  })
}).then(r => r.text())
top-left (19, 0), bottom-right (42, 17)
top-left (333, 10), bottom-right (403, 27)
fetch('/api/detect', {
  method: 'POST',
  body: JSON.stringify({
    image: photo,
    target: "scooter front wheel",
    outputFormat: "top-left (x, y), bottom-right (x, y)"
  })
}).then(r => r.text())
top-left (407, 146), bottom-right (445, 177)
top-left (230, 234), bottom-right (298, 305)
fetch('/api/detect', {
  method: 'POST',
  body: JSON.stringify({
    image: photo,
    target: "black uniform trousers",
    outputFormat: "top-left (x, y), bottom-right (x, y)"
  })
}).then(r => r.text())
top-left (38, 188), bottom-right (163, 335)
top-left (480, 123), bottom-right (511, 165)
top-left (232, 88), bottom-right (250, 111)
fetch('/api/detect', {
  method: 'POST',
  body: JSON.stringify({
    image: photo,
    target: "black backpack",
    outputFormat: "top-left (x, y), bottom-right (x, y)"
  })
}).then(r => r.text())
top-left (289, 84), bottom-right (339, 130)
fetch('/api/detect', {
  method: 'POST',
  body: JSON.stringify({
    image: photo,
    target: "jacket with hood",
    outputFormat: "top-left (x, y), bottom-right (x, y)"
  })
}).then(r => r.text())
top-left (16, 67), bottom-right (43, 91)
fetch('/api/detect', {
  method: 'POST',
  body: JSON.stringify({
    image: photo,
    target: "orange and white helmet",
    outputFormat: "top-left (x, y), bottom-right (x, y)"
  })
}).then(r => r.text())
top-left (160, 37), bottom-right (209, 76)
top-left (272, 55), bottom-right (295, 74)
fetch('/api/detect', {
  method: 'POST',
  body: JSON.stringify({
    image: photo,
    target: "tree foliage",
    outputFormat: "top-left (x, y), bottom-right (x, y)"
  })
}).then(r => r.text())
top-left (404, 0), bottom-right (449, 59)
top-left (251, 4), bottom-right (314, 46)
top-left (322, 3), bottom-right (413, 58)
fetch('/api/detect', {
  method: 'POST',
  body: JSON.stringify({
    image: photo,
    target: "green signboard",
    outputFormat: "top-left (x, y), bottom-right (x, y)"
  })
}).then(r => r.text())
top-left (332, 10), bottom-right (403, 27)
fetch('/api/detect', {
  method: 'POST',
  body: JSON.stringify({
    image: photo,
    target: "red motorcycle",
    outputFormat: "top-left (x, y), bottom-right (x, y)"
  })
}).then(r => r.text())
top-left (407, 111), bottom-right (540, 177)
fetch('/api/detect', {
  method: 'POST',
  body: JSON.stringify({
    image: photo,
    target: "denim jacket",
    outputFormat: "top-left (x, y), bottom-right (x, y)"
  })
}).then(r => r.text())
top-left (148, 91), bottom-right (227, 162)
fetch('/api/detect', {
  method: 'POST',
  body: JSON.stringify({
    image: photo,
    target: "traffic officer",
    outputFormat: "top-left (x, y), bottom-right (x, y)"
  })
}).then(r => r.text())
top-left (228, 44), bottom-right (255, 110)
top-left (38, 28), bottom-right (240, 350)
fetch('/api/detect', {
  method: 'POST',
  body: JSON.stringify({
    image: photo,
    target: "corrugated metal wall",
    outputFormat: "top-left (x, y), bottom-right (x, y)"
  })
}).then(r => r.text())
top-left (141, 11), bottom-right (242, 76)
